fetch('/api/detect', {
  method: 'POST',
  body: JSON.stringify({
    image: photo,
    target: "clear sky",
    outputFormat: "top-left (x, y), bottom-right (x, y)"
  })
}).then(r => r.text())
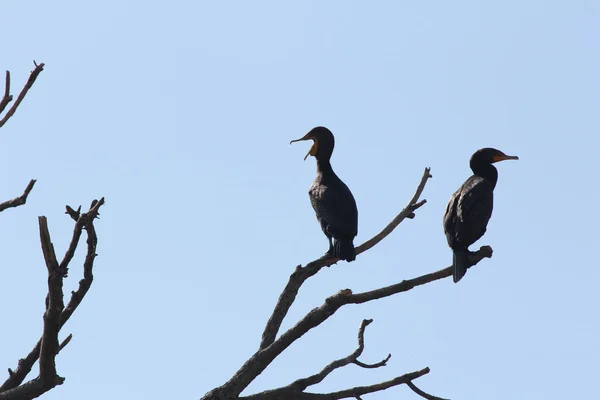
top-left (1, 1), bottom-right (598, 399)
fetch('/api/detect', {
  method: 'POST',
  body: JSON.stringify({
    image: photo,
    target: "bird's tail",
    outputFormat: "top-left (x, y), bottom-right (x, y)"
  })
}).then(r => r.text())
top-left (334, 238), bottom-right (356, 262)
top-left (452, 249), bottom-right (470, 283)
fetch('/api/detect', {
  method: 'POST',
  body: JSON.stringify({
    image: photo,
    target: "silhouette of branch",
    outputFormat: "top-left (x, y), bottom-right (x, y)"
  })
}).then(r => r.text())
top-left (406, 381), bottom-right (450, 400)
top-left (355, 167), bottom-right (432, 255)
top-left (0, 71), bottom-right (12, 115)
top-left (287, 319), bottom-right (389, 390)
top-left (0, 198), bottom-right (105, 398)
top-left (0, 62), bottom-right (44, 128)
top-left (0, 179), bottom-right (36, 213)
top-left (212, 246), bottom-right (490, 398)
top-left (317, 368), bottom-right (430, 400)
top-left (38, 216), bottom-right (65, 385)
top-left (260, 167), bottom-right (433, 350)
top-left (241, 368), bottom-right (431, 400)
top-left (239, 321), bottom-right (438, 400)
top-left (57, 334), bottom-right (73, 354)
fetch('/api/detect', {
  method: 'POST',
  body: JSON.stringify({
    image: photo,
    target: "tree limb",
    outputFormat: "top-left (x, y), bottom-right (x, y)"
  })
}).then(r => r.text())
top-left (241, 319), bottom-right (398, 400)
top-left (259, 167), bottom-right (433, 351)
top-left (57, 334), bottom-right (73, 355)
top-left (241, 369), bottom-right (432, 400)
top-left (38, 217), bottom-right (65, 385)
top-left (0, 62), bottom-right (44, 128)
top-left (292, 319), bottom-right (389, 390)
top-left (0, 198), bottom-right (105, 397)
top-left (0, 180), bottom-right (36, 213)
top-left (317, 368), bottom-right (430, 400)
top-left (215, 245), bottom-right (490, 397)
top-left (406, 381), bottom-right (450, 400)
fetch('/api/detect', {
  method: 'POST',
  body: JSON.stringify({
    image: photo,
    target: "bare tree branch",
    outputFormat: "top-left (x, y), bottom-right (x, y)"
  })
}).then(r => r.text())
top-left (213, 245), bottom-right (490, 398)
top-left (0, 71), bottom-right (12, 115)
top-left (0, 180), bottom-right (36, 213)
top-left (319, 368), bottom-right (430, 400)
top-left (0, 62), bottom-right (44, 128)
top-left (241, 319), bottom-right (397, 400)
top-left (406, 381), bottom-right (450, 400)
top-left (348, 246), bottom-right (492, 304)
top-left (57, 334), bottom-right (73, 355)
top-left (0, 198), bottom-right (105, 398)
top-left (241, 369), bottom-right (433, 400)
top-left (353, 356), bottom-right (391, 369)
top-left (38, 217), bottom-right (65, 385)
top-left (292, 319), bottom-right (389, 390)
top-left (260, 167), bottom-right (433, 351)
top-left (355, 167), bottom-right (432, 255)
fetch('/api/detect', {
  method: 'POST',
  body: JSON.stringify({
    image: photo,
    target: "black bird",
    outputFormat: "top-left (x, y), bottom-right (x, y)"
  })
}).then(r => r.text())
top-left (290, 127), bottom-right (358, 262)
top-left (444, 148), bottom-right (518, 283)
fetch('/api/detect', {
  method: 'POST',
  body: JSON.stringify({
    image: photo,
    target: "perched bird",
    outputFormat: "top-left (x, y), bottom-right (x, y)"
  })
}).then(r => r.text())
top-left (290, 126), bottom-right (358, 262)
top-left (443, 148), bottom-right (518, 283)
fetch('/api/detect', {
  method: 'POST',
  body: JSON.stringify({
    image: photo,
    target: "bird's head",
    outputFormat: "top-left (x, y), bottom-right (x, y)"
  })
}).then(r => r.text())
top-left (290, 126), bottom-right (335, 161)
top-left (471, 148), bottom-right (519, 165)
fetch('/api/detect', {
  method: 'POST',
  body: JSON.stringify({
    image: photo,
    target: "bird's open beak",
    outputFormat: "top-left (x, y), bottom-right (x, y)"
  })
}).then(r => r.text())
top-left (290, 134), bottom-right (318, 161)
top-left (492, 154), bottom-right (519, 162)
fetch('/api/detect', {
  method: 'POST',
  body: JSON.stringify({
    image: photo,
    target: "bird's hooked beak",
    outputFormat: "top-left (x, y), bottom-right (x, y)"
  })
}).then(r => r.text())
top-left (290, 134), bottom-right (318, 161)
top-left (492, 153), bottom-right (519, 163)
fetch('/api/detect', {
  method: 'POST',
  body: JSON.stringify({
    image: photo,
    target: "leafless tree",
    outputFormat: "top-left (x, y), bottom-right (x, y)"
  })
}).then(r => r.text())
top-left (200, 168), bottom-right (493, 400)
top-left (0, 63), bottom-right (105, 400)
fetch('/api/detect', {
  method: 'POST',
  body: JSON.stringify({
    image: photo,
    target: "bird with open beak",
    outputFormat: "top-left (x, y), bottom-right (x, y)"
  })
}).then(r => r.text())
top-left (290, 126), bottom-right (358, 262)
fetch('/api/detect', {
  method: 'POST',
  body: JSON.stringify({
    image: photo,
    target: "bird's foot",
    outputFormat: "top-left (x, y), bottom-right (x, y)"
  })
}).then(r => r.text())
top-left (323, 249), bottom-right (338, 266)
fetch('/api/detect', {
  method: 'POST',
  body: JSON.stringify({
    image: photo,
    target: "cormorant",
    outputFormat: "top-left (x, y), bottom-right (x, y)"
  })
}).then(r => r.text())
top-left (443, 148), bottom-right (518, 283)
top-left (290, 126), bottom-right (358, 262)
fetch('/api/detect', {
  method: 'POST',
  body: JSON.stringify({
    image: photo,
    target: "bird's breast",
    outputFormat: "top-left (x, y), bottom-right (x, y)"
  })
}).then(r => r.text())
top-left (309, 181), bottom-right (327, 199)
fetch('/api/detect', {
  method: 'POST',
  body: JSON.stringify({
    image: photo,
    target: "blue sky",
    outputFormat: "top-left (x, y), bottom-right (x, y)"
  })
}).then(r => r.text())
top-left (0, 1), bottom-right (598, 399)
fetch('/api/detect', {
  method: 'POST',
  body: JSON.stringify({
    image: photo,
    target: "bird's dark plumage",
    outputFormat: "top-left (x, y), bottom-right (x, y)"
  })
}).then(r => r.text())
top-left (291, 127), bottom-right (358, 262)
top-left (443, 148), bottom-right (518, 283)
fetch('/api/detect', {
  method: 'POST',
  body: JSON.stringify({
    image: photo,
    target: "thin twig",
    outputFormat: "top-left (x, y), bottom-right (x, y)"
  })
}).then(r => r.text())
top-left (290, 319), bottom-right (389, 391)
top-left (57, 334), bottom-right (73, 354)
top-left (0, 62), bottom-right (44, 128)
top-left (0, 71), bottom-right (12, 115)
top-left (355, 167), bottom-right (432, 255)
top-left (406, 381), bottom-right (450, 400)
top-left (353, 354), bottom-right (391, 369)
top-left (0, 179), bottom-right (36, 213)
top-left (259, 167), bottom-right (433, 351)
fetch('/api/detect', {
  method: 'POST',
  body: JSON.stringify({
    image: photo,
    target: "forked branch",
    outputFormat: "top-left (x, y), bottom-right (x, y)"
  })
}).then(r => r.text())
top-left (213, 245), bottom-right (490, 398)
top-left (0, 198), bottom-right (105, 399)
top-left (236, 320), bottom-right (444, 400)
top-left (260, 167), bottom-right (433, 351)
top-left (0, 62), bottom-right (45, 128)
top-left (285, 319), bottom-right (389, 392)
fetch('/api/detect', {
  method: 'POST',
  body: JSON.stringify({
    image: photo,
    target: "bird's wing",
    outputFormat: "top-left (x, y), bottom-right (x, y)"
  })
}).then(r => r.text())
top-left (454, 177), bottom-right (494, 246)
top-left (310, 181), bottom-right (358, 238)
top-left (443, 190), bottom-right (461, 246)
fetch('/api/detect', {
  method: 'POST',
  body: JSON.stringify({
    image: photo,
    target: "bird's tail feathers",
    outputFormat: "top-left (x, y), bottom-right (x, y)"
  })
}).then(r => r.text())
top-left (334, 238), bottom-right (356, 262)
top-left (452, 249), bottom-right (470, 283)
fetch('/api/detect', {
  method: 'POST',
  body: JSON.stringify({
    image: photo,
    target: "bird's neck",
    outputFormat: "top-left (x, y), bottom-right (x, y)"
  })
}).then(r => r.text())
top-left (316, 159), bottom-right (334, 176)
top-left (472, 163), bottom-right (498, 188)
